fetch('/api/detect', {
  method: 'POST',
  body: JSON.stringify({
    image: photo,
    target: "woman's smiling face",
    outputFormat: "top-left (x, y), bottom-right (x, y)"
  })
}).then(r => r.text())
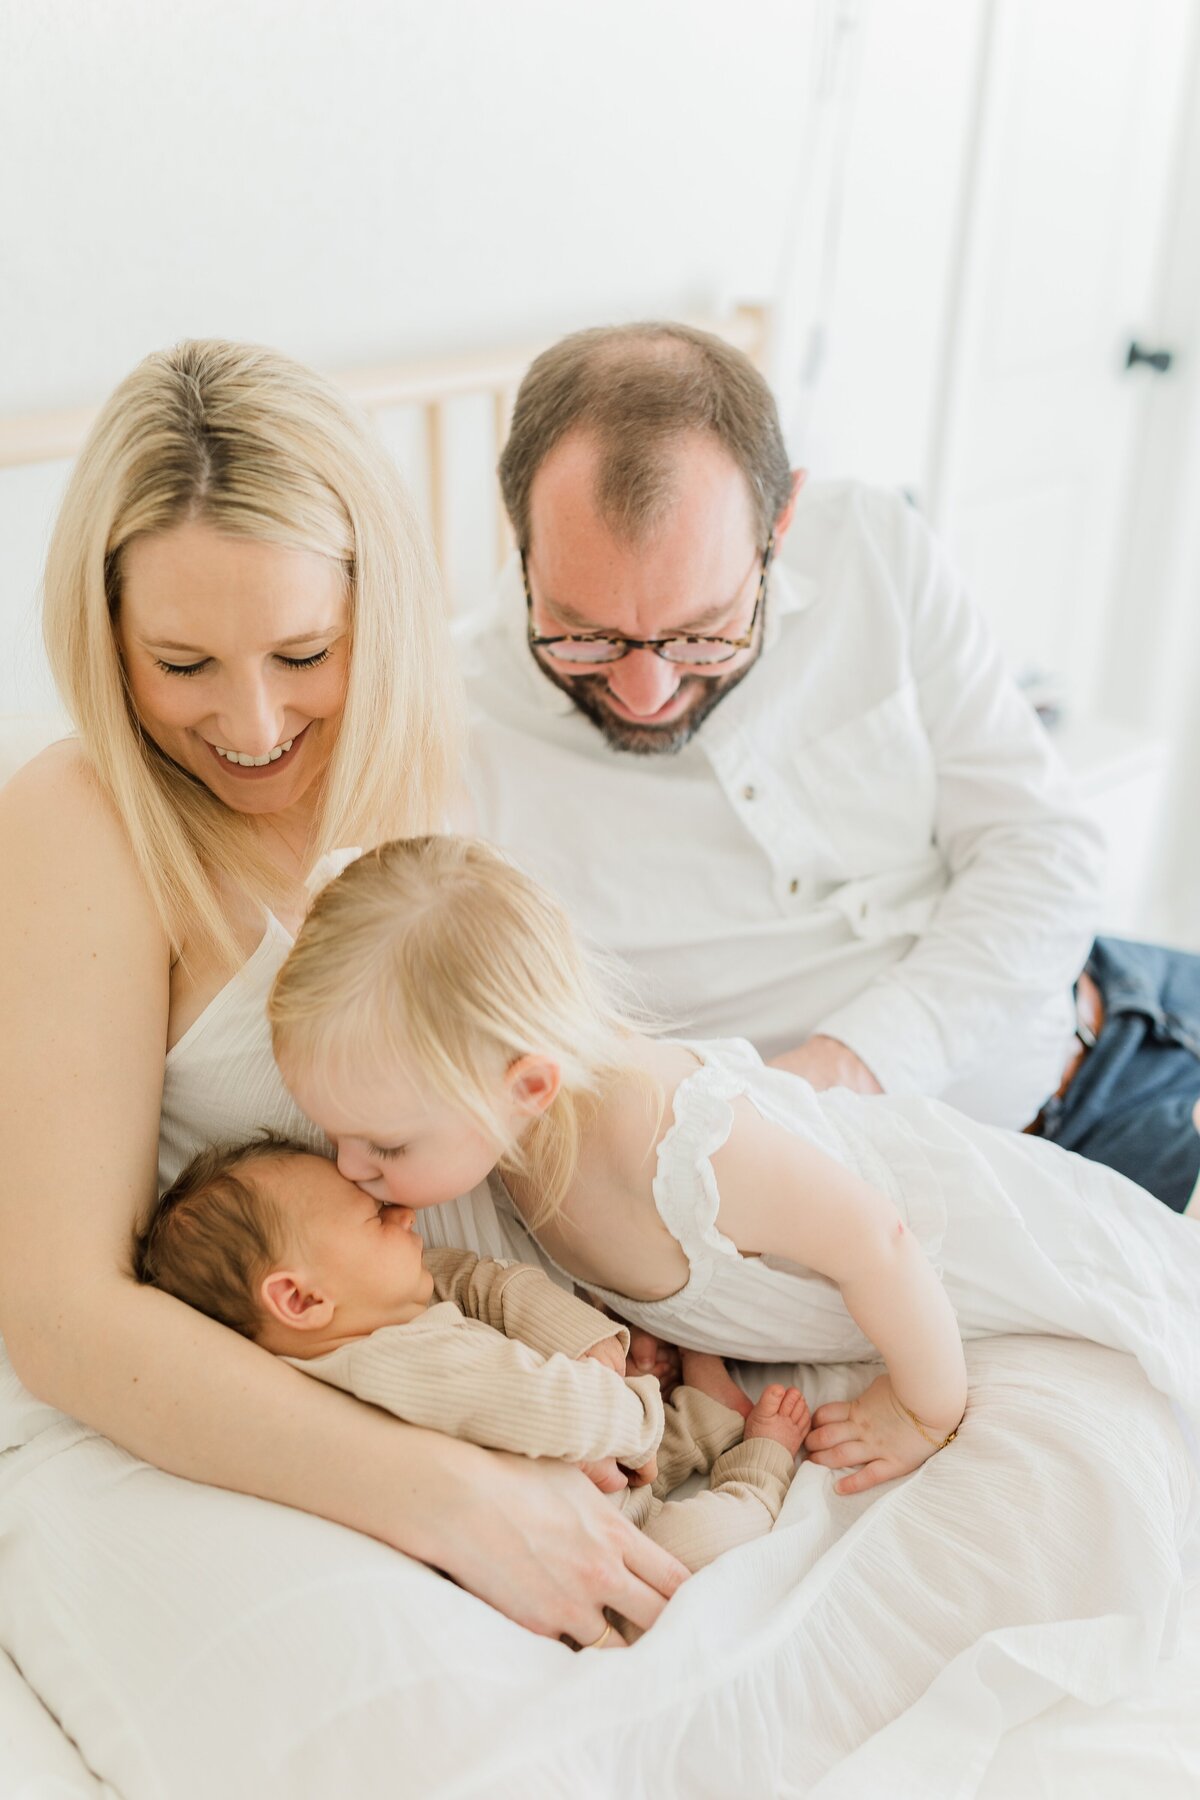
top-left (116, 519), bottom-right (350, 824)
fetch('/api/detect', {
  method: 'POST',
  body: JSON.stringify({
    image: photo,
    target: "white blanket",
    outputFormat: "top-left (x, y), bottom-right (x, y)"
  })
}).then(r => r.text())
top-left (1, 1333), bottom-right (1194, 1797)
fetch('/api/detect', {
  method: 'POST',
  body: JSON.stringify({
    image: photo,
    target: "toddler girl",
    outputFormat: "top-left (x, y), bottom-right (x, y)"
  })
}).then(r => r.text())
top-left (268, 837), bottom-right (1200, 1494)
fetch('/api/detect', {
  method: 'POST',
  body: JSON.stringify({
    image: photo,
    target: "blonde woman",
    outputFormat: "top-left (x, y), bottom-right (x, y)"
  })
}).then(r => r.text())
top-left (0, 343), bottom-right (686, 1795)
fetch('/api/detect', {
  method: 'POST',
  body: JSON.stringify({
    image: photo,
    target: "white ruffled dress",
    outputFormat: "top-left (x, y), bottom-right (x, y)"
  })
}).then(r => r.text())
top-left (519, 1036), bottom-right (1200, 1436)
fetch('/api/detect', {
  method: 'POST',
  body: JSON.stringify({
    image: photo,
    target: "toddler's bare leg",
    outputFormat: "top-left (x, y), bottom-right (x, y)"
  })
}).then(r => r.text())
top-left (679, 1349), bottom-right (753, 1418)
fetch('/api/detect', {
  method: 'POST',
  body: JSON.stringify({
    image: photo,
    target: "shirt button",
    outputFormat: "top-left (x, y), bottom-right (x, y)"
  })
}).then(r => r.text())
top-left (742, 784), bottom-right (757, 801)
top-left (789, 878), bottom-right (800, 895)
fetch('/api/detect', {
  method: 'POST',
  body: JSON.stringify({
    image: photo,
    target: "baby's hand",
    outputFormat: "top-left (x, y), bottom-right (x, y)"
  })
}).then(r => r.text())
top-left (579, 1335), bottom-right (627, 1378)
top-left (576, 1340), bottom-right (660, 1489)
top-left (804, 1374), bottom-right (960, 1496)
top-left (577, 1457), bottom-right (629, 1494)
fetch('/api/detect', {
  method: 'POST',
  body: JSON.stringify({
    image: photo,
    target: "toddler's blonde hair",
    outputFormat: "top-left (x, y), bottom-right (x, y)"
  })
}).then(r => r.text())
top-left (269, 836), bottom-right (650, 1225)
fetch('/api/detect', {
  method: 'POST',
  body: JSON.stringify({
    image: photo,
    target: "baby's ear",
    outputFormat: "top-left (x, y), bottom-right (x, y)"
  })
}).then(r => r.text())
top-left (259, 1270), bottom-right (334, 1333)
top-left (506, 1054), bottom-right (562, 1118)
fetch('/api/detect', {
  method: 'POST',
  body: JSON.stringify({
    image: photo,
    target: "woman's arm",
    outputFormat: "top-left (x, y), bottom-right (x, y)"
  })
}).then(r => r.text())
top-left (0, 751), bottom-right (686, 1640)
top-left (712, 1096), bottom-right (968, 1489)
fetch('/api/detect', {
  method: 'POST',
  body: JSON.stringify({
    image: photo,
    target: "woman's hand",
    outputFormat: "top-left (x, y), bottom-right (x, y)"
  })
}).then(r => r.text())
top-left (424, 1447), bottom-right (689, 1645)
top-left (804, 1374), bottom-right (961, 1496)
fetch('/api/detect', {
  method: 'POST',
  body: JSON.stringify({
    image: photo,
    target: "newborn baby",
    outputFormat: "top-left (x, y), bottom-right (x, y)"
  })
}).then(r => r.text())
top-left (135, 1136), bottom-right (808, 1645)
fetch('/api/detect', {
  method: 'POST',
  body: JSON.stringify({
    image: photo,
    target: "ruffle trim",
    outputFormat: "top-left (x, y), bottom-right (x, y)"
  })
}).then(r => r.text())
top-left (651, 1044), bottom-right (764, 1268)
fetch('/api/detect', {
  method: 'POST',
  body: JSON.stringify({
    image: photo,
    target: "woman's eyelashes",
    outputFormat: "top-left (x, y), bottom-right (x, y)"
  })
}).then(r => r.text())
top-left (153, 649), bottom-right (333, 678)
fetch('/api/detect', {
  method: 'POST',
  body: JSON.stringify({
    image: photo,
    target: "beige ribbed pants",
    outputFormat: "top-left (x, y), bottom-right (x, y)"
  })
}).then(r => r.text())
top-left (617, 1385), bottom-right (796, 1611)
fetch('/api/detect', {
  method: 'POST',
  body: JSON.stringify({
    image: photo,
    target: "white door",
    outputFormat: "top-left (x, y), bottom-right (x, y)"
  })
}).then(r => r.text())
top-left (926, 0), bottom-right (1194, 712)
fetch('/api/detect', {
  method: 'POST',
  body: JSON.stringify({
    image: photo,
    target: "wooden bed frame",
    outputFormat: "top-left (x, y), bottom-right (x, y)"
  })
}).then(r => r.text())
top-left (0, 304), bottom-right (770, 586)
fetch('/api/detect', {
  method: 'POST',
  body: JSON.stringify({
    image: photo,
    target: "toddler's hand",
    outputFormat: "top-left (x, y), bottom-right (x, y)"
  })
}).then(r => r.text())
top-left (579, 1335), bottom-right (627, 1377)
top-left (804, 1374), bottom-right (960, 1496)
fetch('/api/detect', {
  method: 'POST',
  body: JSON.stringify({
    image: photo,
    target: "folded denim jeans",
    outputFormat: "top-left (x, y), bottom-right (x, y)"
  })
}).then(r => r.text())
top-left (1036, 936), bottom-right (1200, 1212)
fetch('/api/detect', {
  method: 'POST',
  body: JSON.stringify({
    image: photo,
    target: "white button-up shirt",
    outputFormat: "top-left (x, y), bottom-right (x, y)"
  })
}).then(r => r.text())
top-left (459, 481), bottom-right (1105, 1129)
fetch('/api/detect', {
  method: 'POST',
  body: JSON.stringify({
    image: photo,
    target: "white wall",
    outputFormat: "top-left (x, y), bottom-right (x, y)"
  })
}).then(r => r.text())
top-left (776, 0), bottom-right (986, 498)
top-left (0, 0), bottom-right (838, 708)
top-left (2, 0), bottom-right (818, 410)
top-left (1, 0), bottom-right (997, 716)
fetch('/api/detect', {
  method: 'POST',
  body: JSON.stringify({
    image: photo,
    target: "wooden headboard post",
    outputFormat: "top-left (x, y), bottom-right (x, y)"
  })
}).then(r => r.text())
top-left (0, 303), bottom-right (772, 590)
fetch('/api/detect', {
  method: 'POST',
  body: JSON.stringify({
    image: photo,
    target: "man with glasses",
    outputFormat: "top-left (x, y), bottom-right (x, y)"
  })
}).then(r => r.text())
top-left (459, 321), bottom-right (1200, 1213)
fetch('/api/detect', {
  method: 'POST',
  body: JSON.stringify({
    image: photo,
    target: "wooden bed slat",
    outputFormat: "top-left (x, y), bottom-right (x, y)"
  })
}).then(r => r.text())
top-left (0, 305), bottom-right (769, 473)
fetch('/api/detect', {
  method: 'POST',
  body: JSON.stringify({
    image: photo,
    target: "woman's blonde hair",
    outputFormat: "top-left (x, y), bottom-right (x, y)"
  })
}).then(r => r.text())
top-left (269, 836), bottom-right (649, 1225)
top-left (43, 338), bottom-right (463, 965)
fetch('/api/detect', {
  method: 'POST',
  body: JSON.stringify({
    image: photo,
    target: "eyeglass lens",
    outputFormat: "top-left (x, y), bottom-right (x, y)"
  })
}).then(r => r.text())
top-left (544, 637), bottom-right (739, 667)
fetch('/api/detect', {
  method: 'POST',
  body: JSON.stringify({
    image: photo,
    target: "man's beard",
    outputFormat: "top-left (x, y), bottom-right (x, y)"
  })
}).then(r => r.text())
top-left (535, 641), bottom-right (764, 756)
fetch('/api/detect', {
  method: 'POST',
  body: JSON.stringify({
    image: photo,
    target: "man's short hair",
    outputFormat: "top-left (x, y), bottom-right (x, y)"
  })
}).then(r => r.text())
top-left (134, 1134), bottom-right (311, 1338)
top-left (498, 322), bottom-right (793, 552)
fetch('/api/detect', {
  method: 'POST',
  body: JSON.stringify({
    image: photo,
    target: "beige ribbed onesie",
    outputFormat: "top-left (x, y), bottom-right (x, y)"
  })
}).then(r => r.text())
top-left (285, 1247), bottom-right (796, 1582)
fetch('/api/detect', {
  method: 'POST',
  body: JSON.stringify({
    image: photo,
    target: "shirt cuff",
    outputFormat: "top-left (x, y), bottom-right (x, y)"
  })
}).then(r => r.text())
top-left (814, 982), bottom-right (952, 1098)
top-left (509, 1272), bottom-right (631, 1362)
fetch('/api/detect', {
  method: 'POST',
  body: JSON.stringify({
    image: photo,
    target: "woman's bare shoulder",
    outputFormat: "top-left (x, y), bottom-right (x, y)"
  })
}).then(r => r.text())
top-left (0, 738), bottom-right (162, 935)
top-left (4, 734), bottom-right (108, 813)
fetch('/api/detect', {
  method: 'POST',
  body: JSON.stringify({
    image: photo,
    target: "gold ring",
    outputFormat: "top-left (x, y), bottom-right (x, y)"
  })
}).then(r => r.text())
top-left (583, 1622), bottom-right (613, 1650)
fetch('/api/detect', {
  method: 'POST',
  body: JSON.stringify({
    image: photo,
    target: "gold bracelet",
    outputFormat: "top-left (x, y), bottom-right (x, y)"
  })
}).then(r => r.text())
top-left (891, 1393), bottom-right (961, 1451)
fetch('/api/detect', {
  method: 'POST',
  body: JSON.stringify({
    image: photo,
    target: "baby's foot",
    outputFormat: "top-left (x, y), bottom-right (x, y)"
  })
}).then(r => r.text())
top-left (743, 1384), bottom-right (810, 1457)
top-left (679, 1349), bottom-right (753, 1419)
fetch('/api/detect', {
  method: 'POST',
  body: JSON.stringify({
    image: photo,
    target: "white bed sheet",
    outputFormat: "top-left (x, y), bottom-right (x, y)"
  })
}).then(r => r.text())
top-left (2, 1334), bottom-right (1196, 1799)
top-left (0, 1644), bottom-right (109, 1797)
top-left (6, 1588), bottom-right (1196, 1799)
top-left (979, 1573), bottom-right (1200, 1799)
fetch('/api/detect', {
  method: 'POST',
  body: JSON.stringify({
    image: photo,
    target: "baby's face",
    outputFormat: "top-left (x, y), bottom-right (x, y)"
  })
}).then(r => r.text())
top-left (260, 1152), bottom-right (435, 1334)
top-left (282, 1057), bottom-right (505, 1212)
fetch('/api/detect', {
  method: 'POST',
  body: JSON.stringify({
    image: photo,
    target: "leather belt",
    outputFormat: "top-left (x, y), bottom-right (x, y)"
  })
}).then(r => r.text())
top-left (1054, 969), bottom-right (1105, 1099)
top-left (1025, 971), bottom-right (1105, 1133)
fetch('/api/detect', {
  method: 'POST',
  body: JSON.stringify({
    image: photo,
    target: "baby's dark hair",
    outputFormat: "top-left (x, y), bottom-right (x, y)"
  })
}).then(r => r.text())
top-left (134, 1133), bottom-right (314, 1338)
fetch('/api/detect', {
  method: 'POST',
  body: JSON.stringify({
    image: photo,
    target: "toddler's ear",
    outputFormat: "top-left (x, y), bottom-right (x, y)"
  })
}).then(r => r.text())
top-left (506, 1054), bottom-right (562, 1118)
top-left (259, 1270), bottom-right (334, 1333)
